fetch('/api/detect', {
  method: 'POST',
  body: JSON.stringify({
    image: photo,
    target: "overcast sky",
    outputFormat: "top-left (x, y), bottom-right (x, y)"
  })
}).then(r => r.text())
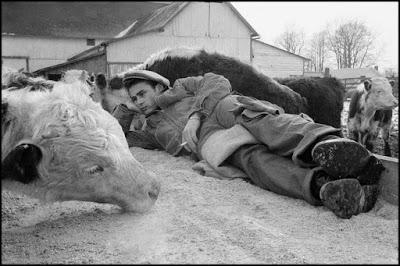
top-left (231, 1), bottom-right (398, 70)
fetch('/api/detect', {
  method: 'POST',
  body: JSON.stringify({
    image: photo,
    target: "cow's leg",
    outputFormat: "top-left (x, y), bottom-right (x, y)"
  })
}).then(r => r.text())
top-left (360, 131), bottom-right (373, 152)
top-left (381, 125), bottom-right (392, 157)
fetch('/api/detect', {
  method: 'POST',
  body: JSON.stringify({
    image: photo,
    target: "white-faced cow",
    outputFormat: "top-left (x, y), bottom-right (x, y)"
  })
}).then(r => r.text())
top-left (2, 71), bottom-right (160, 212)
top-left (347, 77), bottom-right (398, 156)
top-left (102, 47), bottom-right (344, 128)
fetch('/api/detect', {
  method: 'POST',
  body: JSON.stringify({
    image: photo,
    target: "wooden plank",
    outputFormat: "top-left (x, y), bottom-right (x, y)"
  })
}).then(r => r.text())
top-left (375, 154), bottom-right (399, 205)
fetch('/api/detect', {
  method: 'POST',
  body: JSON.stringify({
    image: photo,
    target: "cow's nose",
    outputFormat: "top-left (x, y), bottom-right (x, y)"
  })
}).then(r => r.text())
top-left (148, 181), bottom-right (160, 200)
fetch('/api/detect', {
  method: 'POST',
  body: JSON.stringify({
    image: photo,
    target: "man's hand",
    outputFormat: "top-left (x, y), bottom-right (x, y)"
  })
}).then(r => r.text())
top-left (124, 99), bottom-right (141, 113)
top-left (182, 113), bottom-right (201, 152)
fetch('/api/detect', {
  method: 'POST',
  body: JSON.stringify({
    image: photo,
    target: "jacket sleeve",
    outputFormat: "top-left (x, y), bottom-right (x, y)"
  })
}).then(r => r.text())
top-left (111, 104), bottom-right (136, 134)
top-left (154, 75), bottom-right (203, 109)
top-left (155, 72), bottom-right (232, 118)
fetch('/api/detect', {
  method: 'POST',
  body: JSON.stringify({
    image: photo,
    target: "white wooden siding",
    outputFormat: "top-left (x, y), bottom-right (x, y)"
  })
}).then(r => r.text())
top-left (163, 2), bottom-right (251, 38)
top-left (2, 36), bottom-right (107, 71)
top-left (107, 2), bottom-right (252, 65)
top-left (252, 41), bottom-right (306, 78)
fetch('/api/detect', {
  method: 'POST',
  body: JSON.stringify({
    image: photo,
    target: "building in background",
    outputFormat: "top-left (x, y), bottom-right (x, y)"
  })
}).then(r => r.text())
top-left (251, 39), bottom-right (311, 78)
top-left (1, 1), bottom-right (170, 72)
top-left (330, 66), bottom-right (384, 90)
top-left (2, 1), bottom-right (309, 79)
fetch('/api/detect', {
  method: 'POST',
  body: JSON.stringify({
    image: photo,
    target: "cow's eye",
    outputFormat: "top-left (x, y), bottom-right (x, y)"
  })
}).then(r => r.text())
top-left (87, 165), bottom-right (104, 174)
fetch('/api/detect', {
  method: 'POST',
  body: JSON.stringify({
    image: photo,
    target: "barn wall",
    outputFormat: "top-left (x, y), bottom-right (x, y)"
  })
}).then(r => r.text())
top-left (1, 36), bottom-right (107, 72)
top-left (251, 40), bottom-right (306, 78)
top-left (107, 2), bottom-right (252, 71)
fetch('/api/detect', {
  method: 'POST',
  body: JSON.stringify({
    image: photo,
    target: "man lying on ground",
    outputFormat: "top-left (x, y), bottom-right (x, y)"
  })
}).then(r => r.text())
top-left (112, 69), bottom-right (384, 219)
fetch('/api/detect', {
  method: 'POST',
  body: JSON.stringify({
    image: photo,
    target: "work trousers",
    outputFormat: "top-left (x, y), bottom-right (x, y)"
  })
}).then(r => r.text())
top-left (198, 96), bottom-right (342, 205)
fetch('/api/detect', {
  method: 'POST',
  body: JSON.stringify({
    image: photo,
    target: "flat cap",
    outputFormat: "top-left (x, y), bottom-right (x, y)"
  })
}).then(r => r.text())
top-left (123, 70), bottom-right (170, 88)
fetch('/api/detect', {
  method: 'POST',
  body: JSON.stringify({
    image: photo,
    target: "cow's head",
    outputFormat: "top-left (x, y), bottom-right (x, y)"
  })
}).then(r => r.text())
top-left (93, 74), bottom-right (131, 113)
top-left (2, 78), bottom-right (160, 213)
top-left (61, 70), bottom-right (98, 99)
top-left (364, 77), bottom-right (398, 110)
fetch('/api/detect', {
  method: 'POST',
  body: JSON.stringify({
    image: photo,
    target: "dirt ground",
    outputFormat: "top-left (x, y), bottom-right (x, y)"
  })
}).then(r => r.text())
top-left (2, 103), bottom-right (399, 264)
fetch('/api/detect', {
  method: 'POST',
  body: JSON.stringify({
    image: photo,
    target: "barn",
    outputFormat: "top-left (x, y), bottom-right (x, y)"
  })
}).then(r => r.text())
top-left (1, 1), bottom-right (171, 73)
top-left (251, 39), bottom-right (311, 78)
top-left (330, 66), bottom-right (385, 90)
top-left (13, 1), bottom-right (310, 80)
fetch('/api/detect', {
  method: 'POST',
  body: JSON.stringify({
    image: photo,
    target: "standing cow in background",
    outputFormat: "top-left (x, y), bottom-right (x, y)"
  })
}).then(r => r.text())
top-left (2, 71), bottom-right (160, 213)
top-left (104, 47), bottom-right (344, 128)
top-left (347, 77), bottom-right (398, 156)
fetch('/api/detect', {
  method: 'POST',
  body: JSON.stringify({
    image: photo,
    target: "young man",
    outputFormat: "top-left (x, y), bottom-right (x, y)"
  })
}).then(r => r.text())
top-left (112, 69), bottom-right (384, 219)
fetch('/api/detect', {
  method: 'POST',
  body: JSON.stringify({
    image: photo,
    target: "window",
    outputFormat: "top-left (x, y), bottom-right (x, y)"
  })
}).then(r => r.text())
top-left (86, 39), bottom-right (95, 46)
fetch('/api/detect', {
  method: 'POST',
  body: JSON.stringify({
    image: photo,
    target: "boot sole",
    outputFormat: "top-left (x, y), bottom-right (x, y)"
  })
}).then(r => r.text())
top-left (312, 139), bottom-right (370, 178)
top-left (320, 179), bottom-right (365, 219)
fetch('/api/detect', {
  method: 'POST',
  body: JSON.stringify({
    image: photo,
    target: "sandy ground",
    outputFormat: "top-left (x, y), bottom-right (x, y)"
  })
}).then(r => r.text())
top-left (2, 146), bottom-right (398, 264)
top-left (2, 102), bottom-right (399, 264)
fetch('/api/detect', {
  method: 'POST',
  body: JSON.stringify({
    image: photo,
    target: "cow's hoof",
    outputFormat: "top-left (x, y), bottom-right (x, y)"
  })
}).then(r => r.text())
top-left (312, 138), bottom-right (370, 178)
top-left (320, 178), bottom-right (364, 219)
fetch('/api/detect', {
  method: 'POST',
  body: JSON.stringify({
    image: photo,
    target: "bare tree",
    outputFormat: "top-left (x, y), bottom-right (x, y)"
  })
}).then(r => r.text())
top-left (306, 30), bottom-right (328, 72)
top-left (274, 25), bottom-right (305, 55)
top-left (326, 20), bottom-right (377, 69)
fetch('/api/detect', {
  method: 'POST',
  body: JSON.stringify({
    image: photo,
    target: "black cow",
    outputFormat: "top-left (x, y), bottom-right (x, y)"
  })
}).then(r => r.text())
top-left (106, 48), bottom-right (345, 127)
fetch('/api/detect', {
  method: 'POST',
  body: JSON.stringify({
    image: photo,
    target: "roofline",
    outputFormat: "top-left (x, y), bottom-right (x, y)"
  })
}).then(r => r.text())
top-left (68, 43), bottom-right (107, 61)
top-left (225, 2), bottom-right (259, 37)
top-left (66, 29), bottom-right (162, 60)
top-left (156, 2), bottom-right (190, 32)
top-left (2, 33), bottom-right (113, 40)
top-left (97, 2), bottom-right (189, 46)
top-left (253, 39), bottom-right (311, 61)
top-left (34, 50), bottom-right (106, 74)
top-left (97, 1), bottom-right (260, 46)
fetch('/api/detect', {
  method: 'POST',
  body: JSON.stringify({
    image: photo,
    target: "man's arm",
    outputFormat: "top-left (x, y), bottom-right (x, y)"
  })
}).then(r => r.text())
top-left (154, 76), bottom-right (204, 109)
top-left (111, 104), bottom-right (136, 133)
top-left (112, 103), bottom-right (163, 150)
top-left (156, 73), bottom-right (232, 119)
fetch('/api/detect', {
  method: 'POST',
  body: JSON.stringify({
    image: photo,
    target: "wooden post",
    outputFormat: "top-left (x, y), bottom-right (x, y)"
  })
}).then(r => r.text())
top-left (324, 67), bottom-right (330, 77)
top-left (375, 154), bottom-right (399, 205)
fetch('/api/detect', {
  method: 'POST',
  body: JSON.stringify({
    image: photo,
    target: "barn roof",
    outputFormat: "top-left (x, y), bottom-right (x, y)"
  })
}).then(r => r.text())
top-left (330, 67), bottom-right (384, 79)
top-left (253, 39), bottom-right (311, 61)
top-left (1, 1), bottom-right (170, 39)
top-left (67, 1), bottom-right (260, 61)
top-left (110, 1), bottom-right (259, 41)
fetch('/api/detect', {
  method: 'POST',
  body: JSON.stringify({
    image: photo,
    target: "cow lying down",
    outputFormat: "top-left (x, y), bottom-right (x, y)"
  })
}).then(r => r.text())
top-left (102, 47), bottom-right (344, 128)
top-left (2, 71), bottom-right (160, 212)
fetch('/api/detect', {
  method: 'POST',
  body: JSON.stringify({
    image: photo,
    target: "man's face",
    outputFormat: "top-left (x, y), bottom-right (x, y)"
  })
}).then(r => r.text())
top-left (128, 81), bottom-right (161, 115)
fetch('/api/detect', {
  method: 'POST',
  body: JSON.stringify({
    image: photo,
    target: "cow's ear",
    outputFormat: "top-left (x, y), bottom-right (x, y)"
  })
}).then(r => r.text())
top-left (95, 73), bottom-right (107, 90)
top-left (363, 80), bottom-right (372, 91)
top-left (389, 80), bottom-right (395, 87)
top-left (109, 76), bottom-right (124, 90)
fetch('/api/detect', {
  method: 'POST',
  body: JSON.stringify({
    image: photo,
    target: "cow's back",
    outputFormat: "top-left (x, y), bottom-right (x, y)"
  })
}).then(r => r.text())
top-left (143, 49), bottom-right (308, 115)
